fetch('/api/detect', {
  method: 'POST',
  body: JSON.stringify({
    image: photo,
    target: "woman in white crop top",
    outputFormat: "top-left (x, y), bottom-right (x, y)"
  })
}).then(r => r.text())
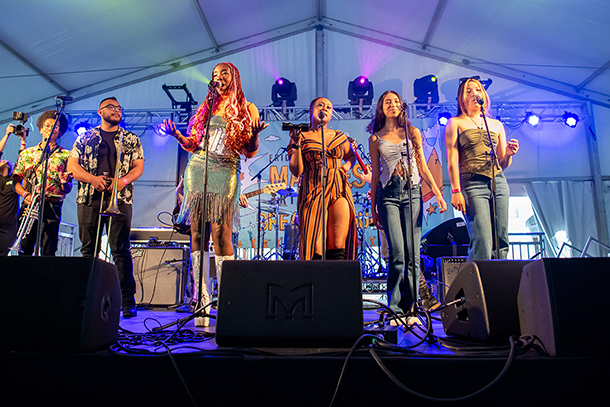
top-left (368, 91), bottom-right (446, 319)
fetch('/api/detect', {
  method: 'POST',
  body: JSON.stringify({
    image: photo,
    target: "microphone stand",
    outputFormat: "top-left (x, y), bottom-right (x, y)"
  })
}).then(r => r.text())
top-left (34, 98), bottom-right (67, 256)
top-left (478, 100), bottom-right (501, 259)
top-left (318, 112), bottom-right (328, 260)
top-left (195, 85), bottom-right (216, 319)
top-left (400, 105), bottom-right (420, 317)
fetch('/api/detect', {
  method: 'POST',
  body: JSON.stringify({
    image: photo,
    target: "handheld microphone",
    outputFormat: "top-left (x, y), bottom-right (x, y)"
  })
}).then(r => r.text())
top-left (55, 95), bottom-right (73, 101)
top-left (475, 93), bottom-right (485, 106)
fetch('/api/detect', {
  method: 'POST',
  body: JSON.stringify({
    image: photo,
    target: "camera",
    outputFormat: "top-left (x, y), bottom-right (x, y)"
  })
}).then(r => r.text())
top-left (12, 111), bottom-right (30, 137)
top-left (282, 122), bottom-right (309, 132)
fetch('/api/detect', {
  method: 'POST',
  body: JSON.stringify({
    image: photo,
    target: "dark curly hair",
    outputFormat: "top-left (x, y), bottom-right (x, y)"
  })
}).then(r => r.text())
top-left (36, 110), bottom-right (68, 137)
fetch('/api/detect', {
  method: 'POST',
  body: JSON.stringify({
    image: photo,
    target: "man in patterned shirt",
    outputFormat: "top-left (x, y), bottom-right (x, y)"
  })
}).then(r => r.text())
top-left (68, 97), bottom-right (144, 318)
top-left (13, 111), bottom-right (73, 256)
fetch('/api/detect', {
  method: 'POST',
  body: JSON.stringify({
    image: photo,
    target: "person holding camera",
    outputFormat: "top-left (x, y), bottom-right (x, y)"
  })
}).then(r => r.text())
top-left (288, 97), bottom-right (357, 260)
top-left (13, 111), bottom-right (73, 256)
top-left (0, 124), bottom-right (27, 255)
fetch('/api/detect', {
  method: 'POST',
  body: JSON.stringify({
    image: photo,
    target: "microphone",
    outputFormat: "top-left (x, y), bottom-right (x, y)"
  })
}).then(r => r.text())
top-left (209, 80), bottom-right (220, 88)
top-left (318, 111), bottom-right (326, 120)
top-left (475, 93), bottom-right (485, 106)
top-left (55, 95), bottom-right (73, 101)
top-left (399, 103), bottom-right (408, 111)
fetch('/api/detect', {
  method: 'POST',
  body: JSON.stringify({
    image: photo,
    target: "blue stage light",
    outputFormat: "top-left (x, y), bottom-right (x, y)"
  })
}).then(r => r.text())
top-left (562, 111), bottom-right (579, 128)
top-left (525, 112), bottom-right (541, 127)
top-left (74, 122), bottom-right (91, 136)
top-left (438, 112), bottom-right (452, 126)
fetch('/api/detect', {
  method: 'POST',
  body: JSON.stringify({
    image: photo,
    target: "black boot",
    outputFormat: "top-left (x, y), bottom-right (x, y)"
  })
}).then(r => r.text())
top-left (326, 248), bottom-right (346, 260)
top-left (419, 274), bottom-right (440, 310)
top-left (312, 253), bottom-right (323, 260)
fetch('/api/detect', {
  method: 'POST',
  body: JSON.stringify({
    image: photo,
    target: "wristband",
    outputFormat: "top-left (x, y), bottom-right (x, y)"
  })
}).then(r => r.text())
top-left (452, 188), bottom-right (461, 194)
top-left (291, 143), bottom-right (301, 149)
top-left (122, 177), bottom-right (129, 186)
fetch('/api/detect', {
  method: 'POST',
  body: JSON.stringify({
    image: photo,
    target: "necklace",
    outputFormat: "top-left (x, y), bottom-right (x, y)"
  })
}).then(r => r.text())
top-left (467, 114), bottom-right (483, 130)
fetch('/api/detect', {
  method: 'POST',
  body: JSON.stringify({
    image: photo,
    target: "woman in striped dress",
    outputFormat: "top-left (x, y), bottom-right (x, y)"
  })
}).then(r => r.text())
top-left (288, 97), bottom-right (357, 260)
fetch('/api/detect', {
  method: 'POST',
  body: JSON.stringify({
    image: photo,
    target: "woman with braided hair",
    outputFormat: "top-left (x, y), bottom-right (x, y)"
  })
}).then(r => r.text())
top-left (162, 62), bottom-right (267, 326)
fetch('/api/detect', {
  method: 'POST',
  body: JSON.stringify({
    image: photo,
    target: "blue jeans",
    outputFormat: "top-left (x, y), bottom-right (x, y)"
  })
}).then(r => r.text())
top-left (461, 173), bottom-right (510, 260)
top-left (376, 176), bottom-right (422, 314)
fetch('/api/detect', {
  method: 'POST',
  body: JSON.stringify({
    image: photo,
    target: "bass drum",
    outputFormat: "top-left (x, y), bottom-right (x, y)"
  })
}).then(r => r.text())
top-left (282, 222), bottom-right (300, 260)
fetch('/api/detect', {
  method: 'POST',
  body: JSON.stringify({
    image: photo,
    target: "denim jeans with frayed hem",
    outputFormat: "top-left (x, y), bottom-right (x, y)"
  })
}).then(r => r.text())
top-left (461, 172), bottom-right (510, 261)
top-left (376, 176), bottom-right (422, 314)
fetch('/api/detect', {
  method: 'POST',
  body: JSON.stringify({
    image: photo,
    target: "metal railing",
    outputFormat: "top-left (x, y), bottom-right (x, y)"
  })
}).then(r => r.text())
top-left (507, 232), bottom-right (546, 260)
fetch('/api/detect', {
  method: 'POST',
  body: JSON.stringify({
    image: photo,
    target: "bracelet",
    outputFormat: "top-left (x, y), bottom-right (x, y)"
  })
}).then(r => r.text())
top-left (122, 177), bottom-right (129, 186)
top-left (291, 143), bottom-right (301, 149)
top-left (23, 191), bottom-right (30, 198)
top-left (452, 188), bottom-right (461, 194)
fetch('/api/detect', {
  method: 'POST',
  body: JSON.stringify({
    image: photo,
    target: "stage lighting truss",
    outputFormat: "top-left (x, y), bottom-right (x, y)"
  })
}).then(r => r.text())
top-left (64, 109), bottom-right (185, 136)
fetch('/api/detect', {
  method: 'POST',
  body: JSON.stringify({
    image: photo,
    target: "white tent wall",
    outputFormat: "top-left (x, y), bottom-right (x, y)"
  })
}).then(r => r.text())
top-left (3, 25), bottom-right (609, 255)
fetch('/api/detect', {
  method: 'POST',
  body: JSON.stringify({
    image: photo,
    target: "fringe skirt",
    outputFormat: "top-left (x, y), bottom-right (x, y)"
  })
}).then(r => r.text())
top-left (177, 151), bottom-right (241, 230)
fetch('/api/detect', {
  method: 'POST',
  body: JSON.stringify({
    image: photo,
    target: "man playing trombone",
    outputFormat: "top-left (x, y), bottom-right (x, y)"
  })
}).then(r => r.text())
top-left (68, 97), bottom-right (144, 318)
top-left (13, 111), bottom-right (72, 256)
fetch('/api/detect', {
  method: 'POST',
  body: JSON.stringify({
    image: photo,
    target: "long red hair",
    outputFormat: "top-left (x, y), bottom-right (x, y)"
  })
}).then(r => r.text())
top-left (187, 62), bottom-right (252, 155)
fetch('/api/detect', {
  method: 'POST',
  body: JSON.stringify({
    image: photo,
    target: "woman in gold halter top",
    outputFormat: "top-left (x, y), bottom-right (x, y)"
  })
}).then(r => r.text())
top-left (444, 78), bottom-right (519, 260)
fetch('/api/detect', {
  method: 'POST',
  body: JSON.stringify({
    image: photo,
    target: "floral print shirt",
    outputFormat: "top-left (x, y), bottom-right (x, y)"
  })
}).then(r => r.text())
top-left (69, 126), bottom-right (144, 205)
top-left (14, 144), bottom-right (71, 199)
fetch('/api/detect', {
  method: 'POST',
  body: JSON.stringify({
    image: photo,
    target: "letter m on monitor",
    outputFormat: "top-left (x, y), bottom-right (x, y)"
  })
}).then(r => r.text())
top-left (266, 283), bottom-right (313, 320)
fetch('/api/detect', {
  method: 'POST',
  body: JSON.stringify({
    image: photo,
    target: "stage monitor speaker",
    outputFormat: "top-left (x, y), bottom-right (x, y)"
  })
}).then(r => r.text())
top-left (421, 217), bottom-right (470, 258)
top-left (0, 257), bottom-right (120, 352)
top-left (216, 260), bottom-right (364, 347)
top-left (518, 258), bottom-right (610, 357)
top-left (436, 256), bottom-right (468, 303)
top-left (441, 260), bottom-right (532, 343)
top-left (131, 246), bottom-right (189, 306)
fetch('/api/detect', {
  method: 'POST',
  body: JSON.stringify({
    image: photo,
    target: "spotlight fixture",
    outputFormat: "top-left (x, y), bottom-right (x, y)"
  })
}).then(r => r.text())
top-left (348, 76), bottom-right (374, 106)
top-left (525, 112), bottom-right (541, 127)
top-left (74, 122), bottom-right (91, 136)
top-left (272, 77), bottom-right (297, 111)
top-left (562, 111), bottom-right (579, 128)
top-left (414, 74), bottom-right (439, 105)
top-left (438, 112), bottom-right (452, 126)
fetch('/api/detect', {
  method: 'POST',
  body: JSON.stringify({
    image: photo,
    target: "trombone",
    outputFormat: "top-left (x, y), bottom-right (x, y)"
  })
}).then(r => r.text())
top-left (94, 132), bottom-right (125, 260)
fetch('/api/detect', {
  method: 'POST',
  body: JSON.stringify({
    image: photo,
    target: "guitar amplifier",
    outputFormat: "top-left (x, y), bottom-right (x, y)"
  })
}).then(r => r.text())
top-left (436, 256), bottom-right (468, 303)
top-left (131, 246), bottom-right (189, 307)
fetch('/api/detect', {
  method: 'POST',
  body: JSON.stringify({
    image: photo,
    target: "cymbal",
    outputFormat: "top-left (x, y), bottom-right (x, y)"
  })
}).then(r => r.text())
top-left (260, 205), bottom-right (293, 216)
top-left (277, 187), bottom-right (299, 197)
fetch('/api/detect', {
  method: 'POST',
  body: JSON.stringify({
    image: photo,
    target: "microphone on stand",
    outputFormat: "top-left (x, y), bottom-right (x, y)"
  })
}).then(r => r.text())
top-left (475, 93), bottom-right (485, 106)
top-left (208, 80), bottom-right (220, 88)
top-left (399, 103), bottom-right (408, 111)
top-left (318, 111), bottom-right (326, 120)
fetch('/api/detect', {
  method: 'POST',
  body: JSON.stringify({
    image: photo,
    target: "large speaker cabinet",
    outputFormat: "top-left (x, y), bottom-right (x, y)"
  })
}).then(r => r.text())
top-left (518, 258), bottom-right (610, 356)
top-left (0, 257), bottom-right (120, 352)
top-left (441, 260), bottom-right (532, 343)
top-left (131, 246), bottom-right (189, 307)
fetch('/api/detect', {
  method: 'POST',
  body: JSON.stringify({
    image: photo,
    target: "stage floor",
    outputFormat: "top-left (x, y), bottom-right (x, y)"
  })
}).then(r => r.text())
top-left (2, 305), bottom-right (607, 406)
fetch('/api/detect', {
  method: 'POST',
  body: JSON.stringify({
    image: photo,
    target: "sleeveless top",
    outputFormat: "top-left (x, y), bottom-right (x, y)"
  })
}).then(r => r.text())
top-left (193, 114), bottom-right (232, 157)
top-left (458, 128), bottom-right (502, 179)
top-left (377, 137), bottom-right (420, 188)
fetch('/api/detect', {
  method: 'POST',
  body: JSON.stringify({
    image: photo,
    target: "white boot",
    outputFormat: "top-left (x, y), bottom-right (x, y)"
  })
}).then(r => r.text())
top-left (214, 254), bottom-right (233, 299)
top-left (191, 250), bottom-right (211, 327)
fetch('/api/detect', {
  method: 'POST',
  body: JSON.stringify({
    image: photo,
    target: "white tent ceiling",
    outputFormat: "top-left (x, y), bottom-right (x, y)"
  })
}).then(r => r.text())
top-left (1, 0), bottom-right (610, 123)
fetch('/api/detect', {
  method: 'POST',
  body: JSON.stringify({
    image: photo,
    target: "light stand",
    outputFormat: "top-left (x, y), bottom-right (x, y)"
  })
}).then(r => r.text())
top-left (478, 99), bottom-right (501, 259)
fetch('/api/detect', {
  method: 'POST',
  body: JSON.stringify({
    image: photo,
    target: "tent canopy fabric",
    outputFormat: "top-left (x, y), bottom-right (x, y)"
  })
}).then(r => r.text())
top-left (1, 0), bottom-right (609, 120)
